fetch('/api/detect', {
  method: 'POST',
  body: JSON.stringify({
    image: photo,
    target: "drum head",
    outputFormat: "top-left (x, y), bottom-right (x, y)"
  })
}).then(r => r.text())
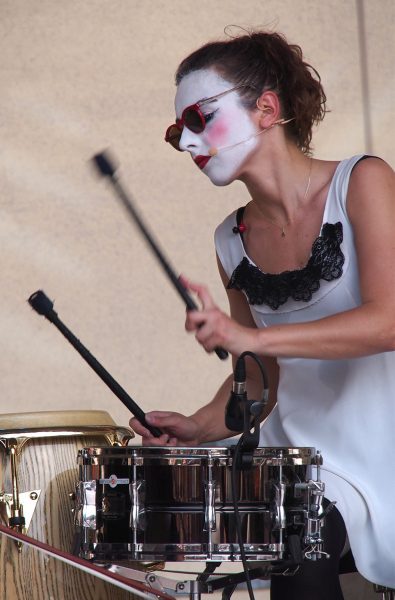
top-left (0, 410), bottom-right (116, 430)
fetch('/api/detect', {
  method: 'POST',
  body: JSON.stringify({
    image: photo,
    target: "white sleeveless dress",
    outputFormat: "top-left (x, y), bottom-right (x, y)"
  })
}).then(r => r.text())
top-left (214, 155), bottom-right (395, 588)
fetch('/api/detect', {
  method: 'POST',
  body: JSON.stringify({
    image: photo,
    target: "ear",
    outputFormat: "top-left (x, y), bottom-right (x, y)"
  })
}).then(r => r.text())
top-left (255, 91), bottom-right (282, 128)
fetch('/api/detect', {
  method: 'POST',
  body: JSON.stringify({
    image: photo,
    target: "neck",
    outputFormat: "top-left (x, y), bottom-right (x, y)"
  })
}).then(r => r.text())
top-left (241, 148), bottom-right (313, 223)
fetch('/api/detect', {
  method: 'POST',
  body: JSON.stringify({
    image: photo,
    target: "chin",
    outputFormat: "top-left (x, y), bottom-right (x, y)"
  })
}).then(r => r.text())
top-left (206, 172), bottom-right (235, 187)
top-left (211, 179), bottom-right (232, 187)
top-left (204, 160), bottom-right (246, 187)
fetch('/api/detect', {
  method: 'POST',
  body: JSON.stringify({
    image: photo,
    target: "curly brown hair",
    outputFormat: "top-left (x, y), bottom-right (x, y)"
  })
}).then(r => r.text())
top-left (175, 30), bottom-right (327, 155)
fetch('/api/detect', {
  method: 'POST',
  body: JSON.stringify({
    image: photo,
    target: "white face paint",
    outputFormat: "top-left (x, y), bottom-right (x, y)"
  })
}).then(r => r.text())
top-left (174, 69), bottom-right (259, 186)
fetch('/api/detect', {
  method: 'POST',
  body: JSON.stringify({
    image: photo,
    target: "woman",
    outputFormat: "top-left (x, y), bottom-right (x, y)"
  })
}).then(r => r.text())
top-left (131, 30), bottom-right (395, 598)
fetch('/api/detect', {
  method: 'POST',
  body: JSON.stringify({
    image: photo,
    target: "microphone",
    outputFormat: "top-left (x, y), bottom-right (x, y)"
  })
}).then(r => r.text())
top-left (208, 118), bottom-right (294, 157)
top-left (225, 354), bottom-right (247, 432)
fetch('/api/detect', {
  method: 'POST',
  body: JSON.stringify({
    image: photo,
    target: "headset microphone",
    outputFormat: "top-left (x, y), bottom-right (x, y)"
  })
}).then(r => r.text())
top-left (208, 131), bottom-right (264, 157)
top-left (208, 118), bottom-right (293, 157)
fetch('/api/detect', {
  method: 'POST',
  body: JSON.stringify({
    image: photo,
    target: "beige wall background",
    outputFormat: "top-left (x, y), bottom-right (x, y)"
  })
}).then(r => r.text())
top-left (1, 2), bottom-right (394, 598)
top-left (1, 0), bottom-right (394, 429)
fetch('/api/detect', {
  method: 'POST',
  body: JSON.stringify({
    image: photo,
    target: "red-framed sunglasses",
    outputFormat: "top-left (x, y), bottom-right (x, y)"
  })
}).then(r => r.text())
top-left (165, 84), bottom-right (245, 151)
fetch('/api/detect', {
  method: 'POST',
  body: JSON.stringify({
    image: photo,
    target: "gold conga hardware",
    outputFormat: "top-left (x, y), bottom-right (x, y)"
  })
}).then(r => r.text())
top-left (8, 440), bottom-right (21, 518)
top-left (0, 490), bottom-right (41, 549)
top-left (1, 438), bottom-right (42, 546)
top-left (0, 425), bottom-right (133, 447)
top-left (69, 490), bottom-right (77, 516)
top-left (0, 410), bottom-right (135, 600)
top-left (4, 439), bottom-right (26, 550)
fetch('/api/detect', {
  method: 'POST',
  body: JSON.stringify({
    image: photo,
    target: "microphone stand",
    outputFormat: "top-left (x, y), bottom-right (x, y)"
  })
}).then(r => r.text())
top-left (28, 290), bottom-right (162, 438)
top-left (226, 351), bottom-right (269, 470)
top-left (226, 353), bottom-right (268, 600)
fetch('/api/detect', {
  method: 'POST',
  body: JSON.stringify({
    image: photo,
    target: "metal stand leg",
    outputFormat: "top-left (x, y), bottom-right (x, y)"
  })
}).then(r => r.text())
top-left (221, 584), bottom-right (237, 600)
top-left (374, 584), bottom-right (395, 599)
top-left (103, 562), bottom-right (272, 599)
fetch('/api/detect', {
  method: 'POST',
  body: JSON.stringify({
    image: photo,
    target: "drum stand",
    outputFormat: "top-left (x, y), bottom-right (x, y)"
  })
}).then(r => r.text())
top-left (102, 562), bottom-right (276, 600)
top-left (101, 565), bottom-right (395, 600)
top-left (374, 585), bottom-right (395, 600)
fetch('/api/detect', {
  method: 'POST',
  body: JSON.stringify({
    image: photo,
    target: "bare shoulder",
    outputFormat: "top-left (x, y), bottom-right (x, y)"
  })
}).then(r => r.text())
top-left (347, 157), bottom-right (395, 217)
top-left (349, 156), bottom-right (394, 192)
top-left (351, 156), bottom-right (393, 174)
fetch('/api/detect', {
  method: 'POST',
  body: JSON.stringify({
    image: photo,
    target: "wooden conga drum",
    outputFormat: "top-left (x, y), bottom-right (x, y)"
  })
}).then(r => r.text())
top-left (0, 410), bottom-right (140, 600)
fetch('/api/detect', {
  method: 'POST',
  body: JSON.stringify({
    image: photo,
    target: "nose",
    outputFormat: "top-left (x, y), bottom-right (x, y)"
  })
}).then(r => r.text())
top-left (178, 126), bottom-right (199, 153)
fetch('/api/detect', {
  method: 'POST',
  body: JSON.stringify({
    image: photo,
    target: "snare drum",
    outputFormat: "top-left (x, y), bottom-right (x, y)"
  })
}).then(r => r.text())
top-left (0, 410), bottom-right (136, 600)
top-left (75, 446), bottom-right (324, 563)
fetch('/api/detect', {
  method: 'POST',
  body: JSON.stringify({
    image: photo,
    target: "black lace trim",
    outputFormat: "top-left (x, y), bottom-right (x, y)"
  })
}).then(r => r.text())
top-left (227, 222), bottom-right (345, 310)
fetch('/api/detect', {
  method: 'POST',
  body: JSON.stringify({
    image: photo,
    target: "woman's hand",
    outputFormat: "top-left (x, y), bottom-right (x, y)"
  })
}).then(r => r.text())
top-left (182, 276), bottom-right (259, 356)
top-left (130, 411), bottom-right (202, 446)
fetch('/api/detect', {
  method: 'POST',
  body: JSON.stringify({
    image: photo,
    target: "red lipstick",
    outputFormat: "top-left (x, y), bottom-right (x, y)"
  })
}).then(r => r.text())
top-left (194, 155), bottom-right (211, 170)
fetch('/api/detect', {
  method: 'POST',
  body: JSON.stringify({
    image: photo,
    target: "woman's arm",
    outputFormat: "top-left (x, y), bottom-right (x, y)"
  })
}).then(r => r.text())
top-left (191, 261), bottom-right (278, 443)
top-left (185, 158), bottom-right (395, 360)
top-left (130, 258), bottom-right (278, 445)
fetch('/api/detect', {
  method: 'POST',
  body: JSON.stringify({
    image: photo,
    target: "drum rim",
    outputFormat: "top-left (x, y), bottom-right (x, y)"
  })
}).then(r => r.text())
top-left (0, 410), bottom-right (119, 429)
top-left (0, 425), bottom-right (134, 447)
top-left (77, 445), bottom-right (317, 463)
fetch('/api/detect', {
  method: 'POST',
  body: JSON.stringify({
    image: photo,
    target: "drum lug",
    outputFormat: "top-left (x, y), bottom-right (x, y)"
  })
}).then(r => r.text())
top-left (271, 482), bottom-right (286, 531)
top-left (74, 480), bottom-right (97, 529)
top-left (203, 480), bottom-right (216, 532)
top-left (130, 479), bottom-right (146, 531)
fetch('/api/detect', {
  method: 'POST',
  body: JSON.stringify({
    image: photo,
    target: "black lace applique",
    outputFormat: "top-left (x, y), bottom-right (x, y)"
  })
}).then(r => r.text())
top-left (227, 222), bottom-right (345, 310)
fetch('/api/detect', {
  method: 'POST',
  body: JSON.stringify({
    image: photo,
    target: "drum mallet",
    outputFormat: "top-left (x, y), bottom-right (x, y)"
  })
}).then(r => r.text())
top-left (28, 290), bottom-right (162, 438)
top-left (91, 150), bottom-right (228, 361)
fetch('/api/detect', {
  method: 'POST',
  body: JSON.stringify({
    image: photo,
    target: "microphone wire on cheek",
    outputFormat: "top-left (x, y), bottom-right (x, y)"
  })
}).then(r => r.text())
top-left (208, 117), bottom-right (294, 157)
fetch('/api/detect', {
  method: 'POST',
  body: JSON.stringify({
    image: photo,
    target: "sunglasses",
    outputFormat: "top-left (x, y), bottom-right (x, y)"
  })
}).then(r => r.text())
top-left (165, 84), bottom-right (245, 151)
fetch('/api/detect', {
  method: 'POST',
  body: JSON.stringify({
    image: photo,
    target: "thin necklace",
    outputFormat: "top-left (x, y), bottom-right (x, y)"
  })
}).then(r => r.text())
top-left (258, 157), bottom-right (313, 237)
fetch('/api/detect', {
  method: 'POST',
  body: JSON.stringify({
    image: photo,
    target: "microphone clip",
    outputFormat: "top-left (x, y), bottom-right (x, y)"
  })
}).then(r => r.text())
top-left (225, 355), bottom-right (247, 432)
top-left (235, 399), bottom-right (263, 470)
top-left (226, 352), bottom-right (266, 471)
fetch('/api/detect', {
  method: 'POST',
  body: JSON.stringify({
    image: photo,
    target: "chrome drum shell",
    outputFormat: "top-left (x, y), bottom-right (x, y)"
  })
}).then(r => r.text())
top-left (75, 446), bottom-right (318, 563)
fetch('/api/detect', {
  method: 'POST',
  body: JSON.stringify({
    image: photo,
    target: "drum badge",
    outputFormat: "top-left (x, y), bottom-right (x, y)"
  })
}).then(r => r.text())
top-left (99, 474), bottom-right (129, 488)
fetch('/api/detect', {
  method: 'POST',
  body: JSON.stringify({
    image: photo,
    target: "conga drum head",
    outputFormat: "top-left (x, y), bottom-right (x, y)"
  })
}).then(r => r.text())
top-left (0, 410), bottom-right (118, 429)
